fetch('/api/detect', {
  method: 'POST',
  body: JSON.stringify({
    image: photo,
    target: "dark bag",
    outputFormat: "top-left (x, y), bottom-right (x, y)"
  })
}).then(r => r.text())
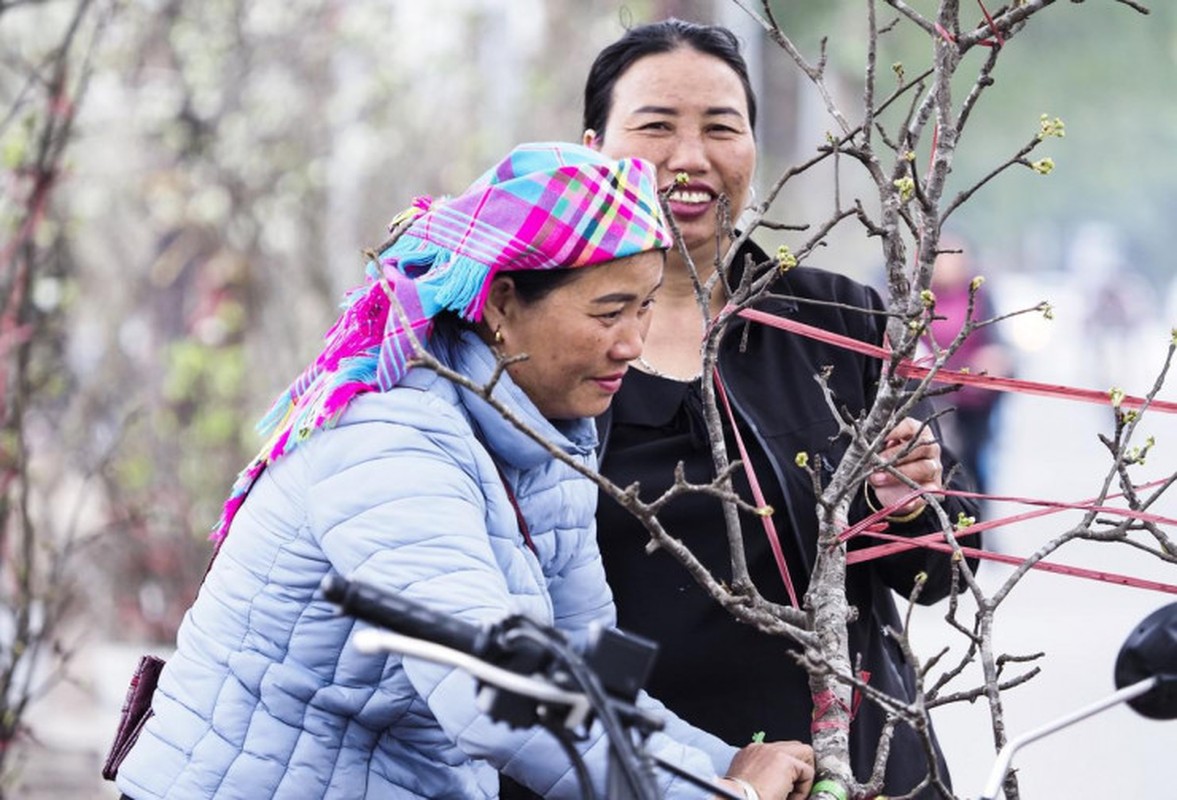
top-left (102, 542), bottom-right (221, 781)
top-left (101, 653), bottom-right (165, 780)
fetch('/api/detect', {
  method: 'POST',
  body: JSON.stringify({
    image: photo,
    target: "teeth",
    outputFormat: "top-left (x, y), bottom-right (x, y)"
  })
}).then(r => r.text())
top-left (668, 190), bottom-right (711, 204)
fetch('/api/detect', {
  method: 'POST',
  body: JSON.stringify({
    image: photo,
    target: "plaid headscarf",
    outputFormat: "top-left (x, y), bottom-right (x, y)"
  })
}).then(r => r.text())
top-left (213, 142), bottom-right (672, 540)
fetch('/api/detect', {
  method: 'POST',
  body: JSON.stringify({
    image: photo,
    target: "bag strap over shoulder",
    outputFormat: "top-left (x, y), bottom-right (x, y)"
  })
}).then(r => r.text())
top-left (490, 460), bottom-right (536, 556)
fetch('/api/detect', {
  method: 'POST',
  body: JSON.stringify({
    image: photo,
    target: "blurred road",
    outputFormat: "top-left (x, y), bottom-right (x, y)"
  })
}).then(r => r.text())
top-left (910, 272), bottom-right (1177, 799)
top-left (12, 272), bottom-right (1177, 799)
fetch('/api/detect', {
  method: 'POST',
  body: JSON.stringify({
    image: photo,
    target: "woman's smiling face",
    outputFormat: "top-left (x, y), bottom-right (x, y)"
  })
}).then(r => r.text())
top-left (486, 251), bottom-right (664, 420)
top-left (591, 47), bottom-right (757, 266)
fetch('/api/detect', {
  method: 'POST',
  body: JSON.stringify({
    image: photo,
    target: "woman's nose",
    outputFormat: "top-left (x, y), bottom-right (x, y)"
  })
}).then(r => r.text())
top-left (666, 132), bottom-right (709, 174)
top-left (611, 320), bottom-right (645, 362)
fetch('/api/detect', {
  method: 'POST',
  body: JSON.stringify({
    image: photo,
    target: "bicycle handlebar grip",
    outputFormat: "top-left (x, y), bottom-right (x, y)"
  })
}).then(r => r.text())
top-left (320, 574), bottom-right (492, 658)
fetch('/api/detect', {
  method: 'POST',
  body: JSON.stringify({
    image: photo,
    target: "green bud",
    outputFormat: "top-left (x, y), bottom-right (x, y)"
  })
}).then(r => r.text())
top-left (1030, 157), bottom-right (1055, 175)
top-left (1037, 114), bottom-right (1066, 140)
top-left (893, 176), bottom-right (915, 202)
top-left (776, 245), bottom-right (798, 271)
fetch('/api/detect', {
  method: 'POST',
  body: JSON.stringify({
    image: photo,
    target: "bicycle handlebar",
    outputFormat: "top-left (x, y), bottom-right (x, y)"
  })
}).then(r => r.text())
top-left (321, 573), bottom-right (742, 800)
top-left (321, 573), bottom-right (493, 658)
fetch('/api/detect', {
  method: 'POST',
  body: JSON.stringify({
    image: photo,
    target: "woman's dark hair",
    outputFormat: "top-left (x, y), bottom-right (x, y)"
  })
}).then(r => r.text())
top-left (498, 267), bottom-right (585, 305)
top-left (582, 18), bottom-right (758, 139)
top-left (436, 267), bottom-right (598, 338)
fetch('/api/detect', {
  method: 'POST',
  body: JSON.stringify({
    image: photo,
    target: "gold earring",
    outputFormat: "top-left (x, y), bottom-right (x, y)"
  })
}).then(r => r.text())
top-left (494, 327), bottom-right (504, 344)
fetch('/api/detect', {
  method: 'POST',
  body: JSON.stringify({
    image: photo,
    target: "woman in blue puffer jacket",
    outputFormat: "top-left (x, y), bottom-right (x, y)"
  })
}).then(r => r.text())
top-left (113, 142), bottom-right (814, 800)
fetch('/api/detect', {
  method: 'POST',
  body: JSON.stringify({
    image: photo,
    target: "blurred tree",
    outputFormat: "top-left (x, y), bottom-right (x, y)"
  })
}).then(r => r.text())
top-left (34, 0), bottom-right (1177, 653)
top-left (761, 1), bottom-right (1177, 286)
top-left (0, 0), bottom-right (111, 788)
top-left (1, 0), bottom-right (1175, 795)
top-left (62, 0), bottom-right (675, 646)
top-left (950, 2), bottom-right (1177, 283)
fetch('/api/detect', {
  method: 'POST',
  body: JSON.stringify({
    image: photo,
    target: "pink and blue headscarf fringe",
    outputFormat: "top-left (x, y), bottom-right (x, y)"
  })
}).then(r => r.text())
top-left (212, 231), bottom-right (491, 541)
top-left (210, 143), bottom-right (672, 542)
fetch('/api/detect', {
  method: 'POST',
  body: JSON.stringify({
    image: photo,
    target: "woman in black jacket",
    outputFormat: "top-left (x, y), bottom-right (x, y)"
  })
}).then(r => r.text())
top-left (583, 19), bottom-right (981, 800)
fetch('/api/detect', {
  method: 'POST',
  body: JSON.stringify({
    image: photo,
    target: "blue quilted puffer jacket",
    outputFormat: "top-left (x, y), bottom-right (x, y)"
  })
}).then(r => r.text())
top-left (116, 328), bottom-right (735, 799)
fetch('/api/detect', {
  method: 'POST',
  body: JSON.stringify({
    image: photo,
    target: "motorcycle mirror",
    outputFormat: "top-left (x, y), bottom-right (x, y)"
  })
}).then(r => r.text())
top-left (980, 601), bottom-right (1177, 799)
top-left (1113, 600), bottom-right (1177, 720)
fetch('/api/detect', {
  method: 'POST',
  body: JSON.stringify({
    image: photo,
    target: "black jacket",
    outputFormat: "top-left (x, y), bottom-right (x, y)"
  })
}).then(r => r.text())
top-left (594, 240), bottom-right (981, 798)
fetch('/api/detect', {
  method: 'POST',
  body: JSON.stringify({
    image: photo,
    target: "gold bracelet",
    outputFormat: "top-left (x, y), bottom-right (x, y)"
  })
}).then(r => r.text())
top-left (863, 482), bottom-right (927, 523)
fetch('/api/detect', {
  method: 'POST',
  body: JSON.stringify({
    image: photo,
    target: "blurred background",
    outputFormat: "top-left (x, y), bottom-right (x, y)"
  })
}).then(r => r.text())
top-left (2, 0), bottom-right (1175, 797)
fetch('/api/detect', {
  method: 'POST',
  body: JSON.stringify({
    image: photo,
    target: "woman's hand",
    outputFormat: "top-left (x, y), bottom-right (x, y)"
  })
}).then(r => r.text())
top-left (869, 416), bottom-right (943, 517)
top-left (718, 740), bottom-right (814, 800)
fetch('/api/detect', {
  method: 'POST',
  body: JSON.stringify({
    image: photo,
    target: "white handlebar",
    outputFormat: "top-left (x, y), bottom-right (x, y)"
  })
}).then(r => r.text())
top-left (352, 628), bottom-right (594, 728)
top-left (978, 676), bottom-right (1159, 800)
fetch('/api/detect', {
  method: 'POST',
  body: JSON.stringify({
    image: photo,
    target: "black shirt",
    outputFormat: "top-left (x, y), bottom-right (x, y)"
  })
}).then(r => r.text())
top-left (596, 369), bottom-right (817, 745)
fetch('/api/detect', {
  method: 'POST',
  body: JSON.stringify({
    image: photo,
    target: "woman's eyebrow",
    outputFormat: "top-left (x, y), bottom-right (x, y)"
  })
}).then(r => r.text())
top-left (632, 105), bottom-right (744, 118)
top-left (591, 292), bottom-right (639, 304)
top-left (633, 104), bottom-right (678, 116)
top-left (705, 106), bottom-right (746, 118)
top-left (592, 279), bottom-right (663, 304)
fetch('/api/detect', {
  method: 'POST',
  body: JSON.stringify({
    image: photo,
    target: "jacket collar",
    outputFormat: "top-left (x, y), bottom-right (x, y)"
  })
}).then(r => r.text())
top-left (437, 328), bottom-right (598, 471)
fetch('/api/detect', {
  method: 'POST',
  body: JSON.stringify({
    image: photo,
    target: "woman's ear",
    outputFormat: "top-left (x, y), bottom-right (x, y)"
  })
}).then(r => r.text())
top-left (582, 129), bottom-right (601, 150)
top-left (481, 274), bottom-right (516, 333)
